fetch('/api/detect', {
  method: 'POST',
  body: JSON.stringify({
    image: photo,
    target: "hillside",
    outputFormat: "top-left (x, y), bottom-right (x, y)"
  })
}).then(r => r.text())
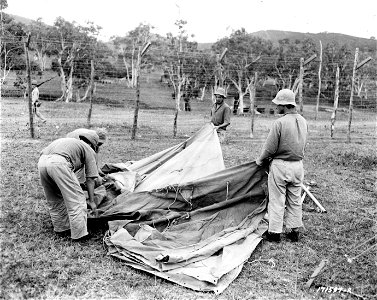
top-left (251, 30), bottom-right (376, 50)
top-left (6, 13), bottom-right (36, 26)
top-left (198, 30), bottom-right (376, 52)
top-left (8, 13), bottom-right (375, 52)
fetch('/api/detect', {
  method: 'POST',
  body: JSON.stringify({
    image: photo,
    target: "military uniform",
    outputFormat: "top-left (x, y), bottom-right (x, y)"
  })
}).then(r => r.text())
top-left (38, 138), bottom-right (99, 239)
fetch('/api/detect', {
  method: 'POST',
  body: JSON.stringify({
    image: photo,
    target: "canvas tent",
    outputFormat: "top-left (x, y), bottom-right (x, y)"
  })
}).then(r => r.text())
top-left (93, 124), bottom-right (269, 294)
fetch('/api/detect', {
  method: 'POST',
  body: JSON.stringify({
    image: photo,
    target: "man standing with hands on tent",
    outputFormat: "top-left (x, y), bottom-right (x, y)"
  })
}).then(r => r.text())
top-left (38, 132), bottom-right (100, 241)
top-left (210, 87), bottom-right (231, 143)
top-left (255, 89), bottom-right (308, 243)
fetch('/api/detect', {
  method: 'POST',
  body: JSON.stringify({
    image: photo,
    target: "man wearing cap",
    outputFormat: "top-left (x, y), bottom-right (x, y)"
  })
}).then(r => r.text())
top-left (31, 80), bottom-right (47, 123)
top-left (38, 132), bottom-right (100, 241)
top-left (66, 128), bottom-right (107, 187)
top-left (210, 87), bottom-right (231, 143)
top-left (255, 89), bottom-right (308, 243)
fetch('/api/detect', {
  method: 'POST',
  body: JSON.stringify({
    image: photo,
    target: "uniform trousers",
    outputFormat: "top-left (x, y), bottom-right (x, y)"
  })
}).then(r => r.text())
top-left (268, 159), bottom-right (304, 233)
top-left (38, 154), bottom-right (88, 239)
top-left (217, 130), bottom-right (226, 143)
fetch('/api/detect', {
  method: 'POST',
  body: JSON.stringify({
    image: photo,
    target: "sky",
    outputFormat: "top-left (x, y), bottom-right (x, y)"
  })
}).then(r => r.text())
top-left (5, 0), bottom-right (377, 42)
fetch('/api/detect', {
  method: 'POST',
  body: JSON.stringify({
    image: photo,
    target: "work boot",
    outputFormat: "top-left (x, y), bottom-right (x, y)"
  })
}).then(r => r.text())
top-left (286, 229), bottom-right (299, 242)
top-left (73, 233), bottom-right (93, 243)
top-left (263, 232), bottom-right (281, 243)
top-left (55, 229), bottom-right (71, 238)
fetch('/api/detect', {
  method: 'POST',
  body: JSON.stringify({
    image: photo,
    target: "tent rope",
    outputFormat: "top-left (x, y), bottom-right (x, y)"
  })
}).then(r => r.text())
top-left (225, 181), bottom-right (229, 200)
top-left (167, 185), bottom-right (180, 211)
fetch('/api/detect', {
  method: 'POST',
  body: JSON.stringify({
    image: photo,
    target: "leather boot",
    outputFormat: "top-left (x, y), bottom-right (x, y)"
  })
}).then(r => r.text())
top-left (286, 228), bottom-right (299, 242)
top-left (263, 231), bottom-right (281, 243)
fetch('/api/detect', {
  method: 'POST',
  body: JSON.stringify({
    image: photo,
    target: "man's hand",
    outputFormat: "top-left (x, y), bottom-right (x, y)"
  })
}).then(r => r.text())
top-left (98, 168), bottom-right (105, 177)
top-left (88, 201), bottom-right (99, 217)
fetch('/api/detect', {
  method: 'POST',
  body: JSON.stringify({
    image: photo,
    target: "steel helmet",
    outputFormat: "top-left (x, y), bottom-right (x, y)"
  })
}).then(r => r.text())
top-left (79, 132), bottom-right (99, 151)
top-left (214, 87), bottom-right (226, 98)
top-left (95, 128), bottom-right (107, 145)
top-left (272, 89), bottom-right (296, 106)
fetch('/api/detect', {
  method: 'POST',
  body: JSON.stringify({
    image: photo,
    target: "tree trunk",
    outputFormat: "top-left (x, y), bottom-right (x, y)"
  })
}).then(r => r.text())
top-left (78, 84), bottom-right (91, 102)
top-left (131, 48), bottom-right (142, 140)
top-left (237, 92), bottom-right (244, 115)
top-left (175, 81), bottom-right (183, 111)
top-left (24, 35), bottom-right (35, 138)
top-left (56, 61), bottom-right (66, 101)
top-left (122, 55), bottom-right (133, 88)
top-left (87, 60), bottom-right (95, 126)
top-left (173, 109), bottom-right (178, 137)
top-left (249, 72), bottom-right (258, 138)
top-left (36, 51), bottom-right (47, 71)
top-left (315, 41), bottom-right (323, 120)
top-left (298, 57), bottom-right (304, 114)
top-left (65, 65), bottom-right (74, 102)
top-left (131, 47), bottom-right (137, 88)
top-left (75, 90), bottom-right (80, 102)
top-left (200, 85), bottom-right (206, 101)
top-left (330, 65), bottom-right (340, 138)
top-left (347, 48), bottom-right (359, 143)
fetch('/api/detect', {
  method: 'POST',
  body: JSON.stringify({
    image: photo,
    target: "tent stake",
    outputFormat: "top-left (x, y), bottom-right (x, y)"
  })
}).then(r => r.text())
top-left (300, 184), bottom-right (327, 213)
top-left (305, 259), bottom-right (328, 289)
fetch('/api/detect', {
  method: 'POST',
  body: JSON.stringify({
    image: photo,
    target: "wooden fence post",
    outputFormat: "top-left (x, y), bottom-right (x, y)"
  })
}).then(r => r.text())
top-left (298, 58), bottom-right (304, 114)
top-left (132, 48), bottom-right (142, 140)
top-left (249, 72), bottom-right (258, 138)
top-left (24, 33), bottom-right (34, 138)
top-left (315, 41), bottom-right (322, 120)
top-left (131, 42), bottom-right (151, 140)
top-left (347, 48), bottom-right (359, 143)
top-left (330, 65), bottom-right (340, 138)
top-left (87, 59), bottom-right (95, 127)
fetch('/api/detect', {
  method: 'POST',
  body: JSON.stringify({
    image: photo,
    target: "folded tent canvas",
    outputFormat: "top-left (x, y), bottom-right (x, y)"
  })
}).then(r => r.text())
top-left (94, 123), bottom-right (269, 294)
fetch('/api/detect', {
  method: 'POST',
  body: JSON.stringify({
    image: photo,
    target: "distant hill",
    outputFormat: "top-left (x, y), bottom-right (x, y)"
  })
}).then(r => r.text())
top-left (250, 30), bottom-right (376, 50)
top-left (6, 13), bottom-right (36, 26)
top-left (8, 13), bottom-right (376, 53)
top-left (198, 30), bottom-right (376, 52)
top-left (197, 43), bottom-right (213, 51)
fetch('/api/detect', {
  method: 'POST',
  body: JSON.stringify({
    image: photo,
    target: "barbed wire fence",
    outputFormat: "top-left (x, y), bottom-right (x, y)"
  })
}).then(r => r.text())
top-left (1, 37), bottom-right (376, 140)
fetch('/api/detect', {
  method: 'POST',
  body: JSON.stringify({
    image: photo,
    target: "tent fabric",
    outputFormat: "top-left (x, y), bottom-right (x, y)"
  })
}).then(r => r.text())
top-left (129, 123), bottom-right (225, 192)
top-left (95, 123), bottom-right (269, 294)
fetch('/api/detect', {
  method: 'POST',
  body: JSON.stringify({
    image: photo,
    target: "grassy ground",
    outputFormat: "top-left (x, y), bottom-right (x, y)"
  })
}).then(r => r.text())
top-left (1, 88), bottom-right (376, 300)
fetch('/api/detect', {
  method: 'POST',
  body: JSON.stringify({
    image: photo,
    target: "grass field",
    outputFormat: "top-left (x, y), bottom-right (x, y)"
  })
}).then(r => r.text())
top-left (1, 85), bottom-right (376, 300)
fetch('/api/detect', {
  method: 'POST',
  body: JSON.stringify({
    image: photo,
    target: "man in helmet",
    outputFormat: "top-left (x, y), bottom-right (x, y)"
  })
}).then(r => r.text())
top-left (31, 80), bottom-right (47, 123)
top-left (66, 128), bottom-right (107, 187)
top-left (38, 132), bottom-right (100, 241)
top-left (255, 89), bottom-right (308, 243)
top-left (210, 87), bottom-right (231, 143)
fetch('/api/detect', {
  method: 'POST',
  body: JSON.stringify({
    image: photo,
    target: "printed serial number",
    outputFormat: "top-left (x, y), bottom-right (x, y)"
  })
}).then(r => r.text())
top-left (317, 286), bottom-right (352, 293)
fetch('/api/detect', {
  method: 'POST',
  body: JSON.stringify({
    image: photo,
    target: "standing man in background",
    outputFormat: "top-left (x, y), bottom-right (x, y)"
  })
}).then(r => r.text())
top-left (31, 80), bottom-right (47, 123)
top-left (210, 87), bottom-right (231, 143)
top-left (255, 89), bottom-right (308, 243)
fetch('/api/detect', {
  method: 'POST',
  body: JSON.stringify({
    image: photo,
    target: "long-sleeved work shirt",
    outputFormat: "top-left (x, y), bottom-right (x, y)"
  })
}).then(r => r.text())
top-left (257, 113), bottom-right (308, 163)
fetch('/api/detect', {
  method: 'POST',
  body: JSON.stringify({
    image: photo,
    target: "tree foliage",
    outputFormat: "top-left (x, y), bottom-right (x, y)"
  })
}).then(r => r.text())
top-left (47, 17), bottom-right (102, 101)
top-left (0, 13), bottom-right (25, 96)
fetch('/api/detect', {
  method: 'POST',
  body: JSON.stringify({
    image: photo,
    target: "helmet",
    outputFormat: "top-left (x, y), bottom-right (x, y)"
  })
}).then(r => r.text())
top-left (214, 87), bottom-right (226, 98)
top-left (272, 89), bottom-right (296, 106)
top-left (79, 132), bottom-right (99, 151)
top-left (95, 128), bottom-right (107, 145)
